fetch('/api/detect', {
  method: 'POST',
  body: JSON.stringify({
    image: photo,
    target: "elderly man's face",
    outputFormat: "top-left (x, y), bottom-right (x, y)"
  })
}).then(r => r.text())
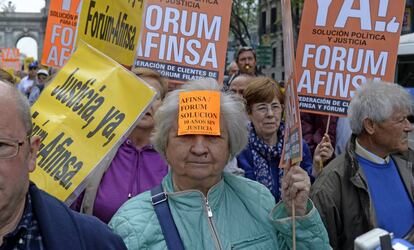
top-left (229, 63), bottom-right (238, 76)
top-left (0, 88), bottom-right (39, 220)
top-left (165, 121), bottom-right (229, 187)
top-left (229, 76), bottom-right (251, 97)
top-left (371, 110), bottom-right (413, 155)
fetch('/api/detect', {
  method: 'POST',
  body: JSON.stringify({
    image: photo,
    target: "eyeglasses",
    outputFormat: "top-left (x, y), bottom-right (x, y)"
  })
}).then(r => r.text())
top-left (0, 136), bottom-right (29, 159)
top-left (252, 103), bottom-right (283, 115)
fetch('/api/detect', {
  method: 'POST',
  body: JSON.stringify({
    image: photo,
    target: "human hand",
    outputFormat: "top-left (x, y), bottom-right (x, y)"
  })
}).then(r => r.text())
top-left (313, 134), bottom-right (333, 177)
top-left (281, 164), bottom-right (311, 216)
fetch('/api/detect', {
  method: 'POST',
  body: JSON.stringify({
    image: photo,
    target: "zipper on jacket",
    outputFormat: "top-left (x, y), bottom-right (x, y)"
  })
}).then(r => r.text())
top-left (204, 196), bottom-right (223, 250)
top-left (205, 197), bottom-right (213, 217)
top-left (167, 181), bottom-right (225, 250)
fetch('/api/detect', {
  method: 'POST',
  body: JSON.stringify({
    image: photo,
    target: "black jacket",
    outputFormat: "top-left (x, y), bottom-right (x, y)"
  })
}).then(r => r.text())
top-left (29, 183), bottom-right (127, 250)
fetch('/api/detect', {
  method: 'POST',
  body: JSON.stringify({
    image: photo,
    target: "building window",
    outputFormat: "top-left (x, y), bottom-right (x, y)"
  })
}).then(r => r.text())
top-left (272, 47), bottom-right (276, 67)
top-left (281, 43), bottom-right (284, 67)
top-left (261, 11), bottom-right (267, 34)
top-left (271, 7), bottom-right (277, 33)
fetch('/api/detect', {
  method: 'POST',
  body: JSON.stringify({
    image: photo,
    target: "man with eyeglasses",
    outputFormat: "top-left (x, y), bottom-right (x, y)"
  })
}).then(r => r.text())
top-left (17, 62), bottom-right (38, 97)
top-left (0, 81), bottom-right (126, 249)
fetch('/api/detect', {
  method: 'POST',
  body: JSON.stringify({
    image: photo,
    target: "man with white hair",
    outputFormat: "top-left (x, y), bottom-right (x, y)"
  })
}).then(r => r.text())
top-left (310, 80), bottom-right (414, 249)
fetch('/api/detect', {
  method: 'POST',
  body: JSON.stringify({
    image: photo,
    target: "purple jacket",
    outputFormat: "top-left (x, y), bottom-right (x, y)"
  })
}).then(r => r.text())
top-left (73, 139), bottom-right (168, 223)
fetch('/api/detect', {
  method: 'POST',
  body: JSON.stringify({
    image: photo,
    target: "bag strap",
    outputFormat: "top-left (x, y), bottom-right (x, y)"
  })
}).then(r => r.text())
top-left (151, 184), bottom-right (185, 250)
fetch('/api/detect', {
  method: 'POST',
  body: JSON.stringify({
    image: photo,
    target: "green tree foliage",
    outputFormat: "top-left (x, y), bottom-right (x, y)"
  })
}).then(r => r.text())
top-left (291, 0), bottom-right (304, 34)
top-left (230, 0), bottom-right (257, 46)
top-left (230, 0), bottom-right (304, 47)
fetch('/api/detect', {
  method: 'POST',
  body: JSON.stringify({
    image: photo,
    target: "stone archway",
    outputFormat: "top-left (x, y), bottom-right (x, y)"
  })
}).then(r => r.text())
top-left (16, 36), bottom-right (39, 59)
top-left (0, 4), bottom-right (48, 62)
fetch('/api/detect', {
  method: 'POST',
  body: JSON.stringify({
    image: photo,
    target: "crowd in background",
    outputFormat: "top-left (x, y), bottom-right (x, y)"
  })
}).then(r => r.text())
top-left (0, 45), bottom-right (413, 249)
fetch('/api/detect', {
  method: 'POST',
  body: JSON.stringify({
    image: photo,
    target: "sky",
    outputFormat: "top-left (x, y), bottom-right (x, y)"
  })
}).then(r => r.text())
top-left (8, 0), bottom-right (45, 60)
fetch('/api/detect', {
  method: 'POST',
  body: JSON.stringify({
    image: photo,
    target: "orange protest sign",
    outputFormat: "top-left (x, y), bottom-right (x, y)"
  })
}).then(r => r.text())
top-left (279, 0), bottom-right (302, 168)
top-left (0, 48), bottom-right (20, 71)
top-left (295, 0), bottom-right (405, 117)
top-left (41, 0), bottom-right (81, 68)
top-left (135, 0), bottom-right (232, 85)
top-left (178, 91), bottom-right (220, 136)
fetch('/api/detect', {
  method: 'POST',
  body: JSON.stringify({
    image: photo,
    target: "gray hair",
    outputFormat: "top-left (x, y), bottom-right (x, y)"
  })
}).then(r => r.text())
top-left (0, 81), bottom-right (32, 134)
top-left (226, 61), bottom-right (237, 72)
top-left (152, 78), bottom-right (248, 160)
top-left (348, 80), bottom-right (413, 135)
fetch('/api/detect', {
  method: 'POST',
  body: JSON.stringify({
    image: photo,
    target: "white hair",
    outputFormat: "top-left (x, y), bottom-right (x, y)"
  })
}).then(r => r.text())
top-left (152, 78), bottom-right (248, 160)
top-left (348, 80), bottom-right (413, 135)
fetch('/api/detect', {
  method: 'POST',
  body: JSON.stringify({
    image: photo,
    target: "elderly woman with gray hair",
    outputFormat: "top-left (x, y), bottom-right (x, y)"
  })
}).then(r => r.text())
top-left (109, 78), bottom-right (330, 249)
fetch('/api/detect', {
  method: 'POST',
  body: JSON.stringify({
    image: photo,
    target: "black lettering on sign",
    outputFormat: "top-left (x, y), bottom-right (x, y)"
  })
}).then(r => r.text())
top-left (50, 68), bottom-right (106, 129)
top-left (87, 106), bottom-right (125, 147)
top-left (37, 132), bottom-right (83, 190)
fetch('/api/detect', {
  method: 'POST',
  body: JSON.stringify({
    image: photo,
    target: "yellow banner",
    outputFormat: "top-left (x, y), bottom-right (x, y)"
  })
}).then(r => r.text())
top-left (30, 41), bottom-right (157, 203)
top-left (178, 91), bottom-right (220, 136)
top-left (76, 0), bottom-right (144, 67)
top-left (24, 57), bottom-right (35, 72)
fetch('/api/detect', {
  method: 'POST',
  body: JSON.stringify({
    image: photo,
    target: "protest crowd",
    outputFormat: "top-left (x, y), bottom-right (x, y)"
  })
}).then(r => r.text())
top-left (0, 0), bottom-right (414, 250)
